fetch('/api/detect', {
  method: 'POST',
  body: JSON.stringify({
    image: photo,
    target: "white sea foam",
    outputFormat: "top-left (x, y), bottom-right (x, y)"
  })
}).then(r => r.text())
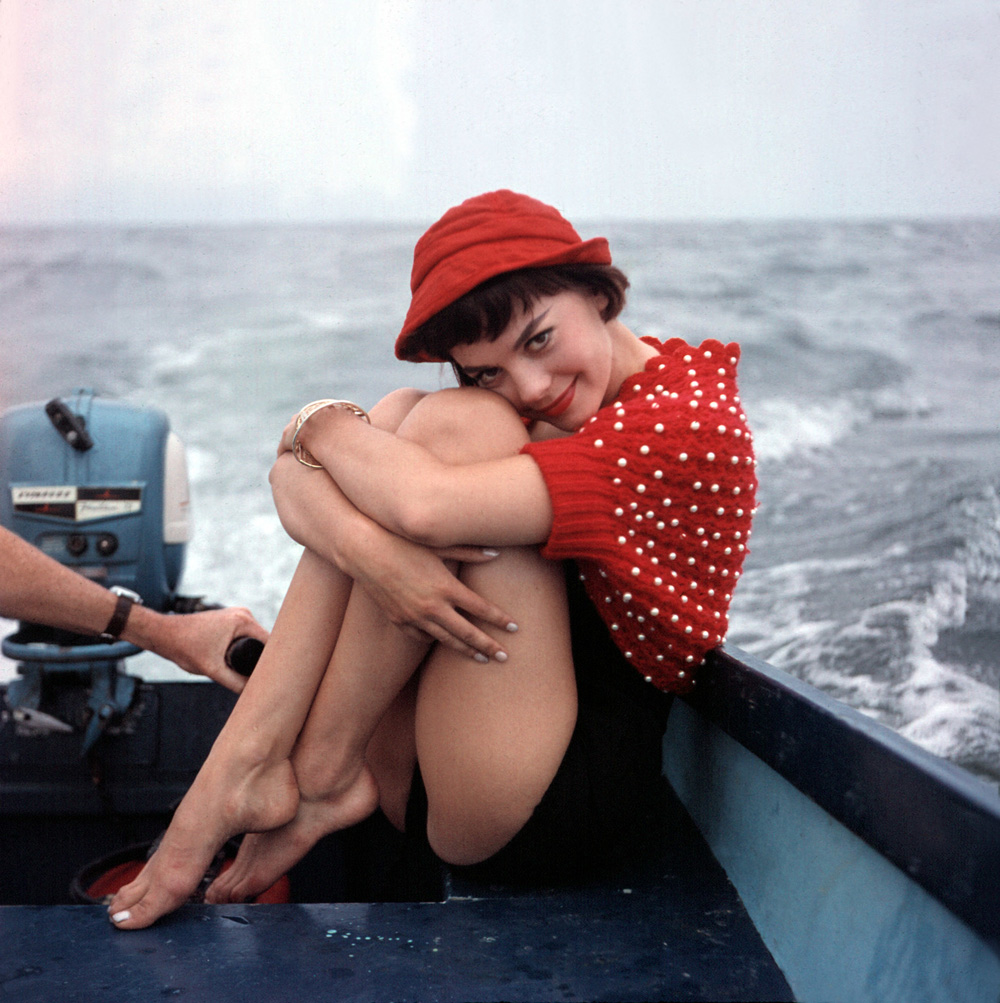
top-left (297, 309), bottom-right (347, 333)
top-left (731, 530), bottom-right (999, 784)
top-left (897, 655), bottom-right (999, 777)
top-left (0, 618), bottom-right (17, 682)
top-left (747, 396), bottom-right (860, 462)
top-left (148, 342), bottom-right (205, 377)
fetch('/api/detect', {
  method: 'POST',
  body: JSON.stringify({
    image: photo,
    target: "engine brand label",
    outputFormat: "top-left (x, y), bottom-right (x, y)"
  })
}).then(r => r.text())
top-left (11, 486), bottom-right (143, 521)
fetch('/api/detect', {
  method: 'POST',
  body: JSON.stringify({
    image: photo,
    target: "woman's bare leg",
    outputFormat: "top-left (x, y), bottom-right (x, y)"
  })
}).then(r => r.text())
top-left (396, 390), bottom-right (573, 866)
top-left (205, 389), bottom-right (577, 902)
top-left (205, 578), bottom-right (433, 902)
top-left (107, 549), bottom-right (355, 928)
top-left (417, 545), bottom-right (574, 865)
top-left (107, 390), bottom-right (426, 930)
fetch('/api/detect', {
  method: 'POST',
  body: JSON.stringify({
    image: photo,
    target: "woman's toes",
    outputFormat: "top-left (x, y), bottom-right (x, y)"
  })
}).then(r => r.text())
top-left (108, 887), bottom-right (178, 930)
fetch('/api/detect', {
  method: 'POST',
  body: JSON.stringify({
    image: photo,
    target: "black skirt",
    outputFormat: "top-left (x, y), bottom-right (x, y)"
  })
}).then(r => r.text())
top-left (406, 561), bottom-right (672, 886)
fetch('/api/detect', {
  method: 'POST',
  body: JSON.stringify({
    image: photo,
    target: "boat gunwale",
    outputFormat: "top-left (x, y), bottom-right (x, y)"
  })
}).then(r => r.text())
top-left (688, 645), bottom-right (1000, 952)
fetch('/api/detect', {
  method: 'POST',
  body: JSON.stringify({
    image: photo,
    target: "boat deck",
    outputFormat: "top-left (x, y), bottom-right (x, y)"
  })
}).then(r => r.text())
top-left (3, 650), bottom-right (999, 1002)
top-left (0, 786), bottom-right (793, 1003)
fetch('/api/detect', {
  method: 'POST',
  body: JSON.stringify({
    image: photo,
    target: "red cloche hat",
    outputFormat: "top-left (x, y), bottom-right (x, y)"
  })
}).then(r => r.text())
top-left (395, 189), bottom-right (611, 361)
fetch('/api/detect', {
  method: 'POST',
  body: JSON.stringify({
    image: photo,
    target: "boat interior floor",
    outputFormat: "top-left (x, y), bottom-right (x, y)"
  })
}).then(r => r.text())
top-left (0, 780), bottom-right (793, 1002)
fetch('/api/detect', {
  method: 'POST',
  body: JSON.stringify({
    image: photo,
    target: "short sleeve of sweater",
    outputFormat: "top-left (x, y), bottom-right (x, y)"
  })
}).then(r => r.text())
top-left (520, 338), bottom-right (757, 691)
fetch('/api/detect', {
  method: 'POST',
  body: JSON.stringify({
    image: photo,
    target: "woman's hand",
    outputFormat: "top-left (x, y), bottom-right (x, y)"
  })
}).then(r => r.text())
top-left (347, 532), bottom-right (518, 663)
top-left (270, 451), bottom-right (516, 663)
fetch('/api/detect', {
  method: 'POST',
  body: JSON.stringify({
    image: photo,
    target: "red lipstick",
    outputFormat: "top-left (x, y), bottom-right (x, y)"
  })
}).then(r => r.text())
top-left (539, 380), bottom-right (576, 419)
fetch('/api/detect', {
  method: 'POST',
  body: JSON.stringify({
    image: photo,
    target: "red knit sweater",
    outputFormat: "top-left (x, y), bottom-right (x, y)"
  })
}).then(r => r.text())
top-left (522, 337), bottom-right (757, 693)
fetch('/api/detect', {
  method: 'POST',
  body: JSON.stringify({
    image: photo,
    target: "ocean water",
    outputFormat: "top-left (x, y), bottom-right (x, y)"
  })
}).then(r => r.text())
top-left (1, 219), bottom-right (998, 787)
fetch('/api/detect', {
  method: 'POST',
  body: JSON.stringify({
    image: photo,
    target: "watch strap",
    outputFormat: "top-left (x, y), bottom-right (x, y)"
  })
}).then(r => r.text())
top-left (101, 592), bottom-right (135, 643)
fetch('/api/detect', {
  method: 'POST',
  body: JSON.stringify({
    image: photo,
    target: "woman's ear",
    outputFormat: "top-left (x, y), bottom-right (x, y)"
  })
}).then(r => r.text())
top-left (592, 292), bottom-right (612, 320)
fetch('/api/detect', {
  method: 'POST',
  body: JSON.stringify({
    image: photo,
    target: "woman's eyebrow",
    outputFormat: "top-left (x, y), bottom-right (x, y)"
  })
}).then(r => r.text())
top-left (460, 307), bottom-right (554, 378)
top-left (512, 307), bottom-right (552, 351)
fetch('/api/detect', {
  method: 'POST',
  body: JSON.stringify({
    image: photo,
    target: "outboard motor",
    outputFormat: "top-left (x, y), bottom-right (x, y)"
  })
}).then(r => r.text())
top-left (0, 389), bottom-right (194, 754)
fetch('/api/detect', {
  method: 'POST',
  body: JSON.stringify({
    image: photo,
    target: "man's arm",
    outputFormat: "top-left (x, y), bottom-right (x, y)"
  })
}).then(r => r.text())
top-left (0, 525), bottom-right (124, 634)
top-left (0, 525), bottom-right (267, 692)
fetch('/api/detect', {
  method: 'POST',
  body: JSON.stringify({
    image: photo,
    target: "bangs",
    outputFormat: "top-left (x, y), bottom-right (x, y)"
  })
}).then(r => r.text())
top-left (406, 264), bottom-right (629, 366)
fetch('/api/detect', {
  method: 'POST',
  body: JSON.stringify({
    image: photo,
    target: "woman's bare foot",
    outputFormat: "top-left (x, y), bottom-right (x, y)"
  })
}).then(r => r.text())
top-left (108, 753), bottom-right (301, 930)
top-left (205, 761), bottom-right (379, 904)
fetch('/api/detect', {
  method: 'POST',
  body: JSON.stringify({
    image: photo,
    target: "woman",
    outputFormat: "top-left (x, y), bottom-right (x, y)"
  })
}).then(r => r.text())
top-left (109, 190), bottom-right (756, 929)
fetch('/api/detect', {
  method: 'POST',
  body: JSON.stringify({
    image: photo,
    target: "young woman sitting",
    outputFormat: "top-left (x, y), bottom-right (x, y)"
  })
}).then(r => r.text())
top-left (109, 189), bottom-right (756, 929)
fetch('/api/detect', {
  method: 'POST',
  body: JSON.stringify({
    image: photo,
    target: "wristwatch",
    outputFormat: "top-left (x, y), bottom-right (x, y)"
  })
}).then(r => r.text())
top-left (100, 586), bottom-right (143, 643)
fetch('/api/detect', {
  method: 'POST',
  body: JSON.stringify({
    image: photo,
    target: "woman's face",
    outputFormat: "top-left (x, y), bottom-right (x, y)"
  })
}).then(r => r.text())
top-left (450, 291), bottom-right (616, 431)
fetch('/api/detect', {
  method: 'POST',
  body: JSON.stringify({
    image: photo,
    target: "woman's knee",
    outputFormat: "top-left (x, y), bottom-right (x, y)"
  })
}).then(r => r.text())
top-left (424, 794), bottom-right (535, 867)
top-left (369, 387), bottom-right (428, 433)
top-left (395, 387), bottom-right (529, 464)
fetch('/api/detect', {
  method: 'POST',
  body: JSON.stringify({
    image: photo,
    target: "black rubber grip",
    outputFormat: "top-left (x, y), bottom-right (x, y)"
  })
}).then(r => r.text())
top-left (225, 636), bottom-right (265, 677)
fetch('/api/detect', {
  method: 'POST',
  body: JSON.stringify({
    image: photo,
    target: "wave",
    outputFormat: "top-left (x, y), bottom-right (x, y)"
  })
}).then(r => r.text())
top-left (765, 253), bottom-right (870, 280)
top-left (741, 380), bottom-right (928, 465)
top-left (637, 275), bottom-right (757, 302)
top-left (730, 482), bottom-right (1000, 785)
top-left (747, 397), bottom-right (860, 462)
top-left (730, 562), bottom-right (999, 785)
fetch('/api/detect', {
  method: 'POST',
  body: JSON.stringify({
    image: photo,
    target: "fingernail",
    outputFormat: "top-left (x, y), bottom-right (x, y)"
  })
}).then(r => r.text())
top-left (482, 548), bottom-right (500, 558)
top-left (506, 622), bottom-right (518, 633)
top-left (495, 651), bottom-right (508, 663)
top-left (474, 653), bottom-right (489, 663)
top-left (111, 910), bottom-right (131, 924)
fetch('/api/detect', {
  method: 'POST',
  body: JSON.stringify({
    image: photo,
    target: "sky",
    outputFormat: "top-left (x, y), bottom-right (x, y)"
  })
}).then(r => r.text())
top-left (1, 0), bottom-right (998, 224)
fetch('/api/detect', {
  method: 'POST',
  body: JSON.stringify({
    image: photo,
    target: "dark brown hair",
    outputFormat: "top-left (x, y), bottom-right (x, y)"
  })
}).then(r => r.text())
top-left (405, 263), bottom-right (630, 382)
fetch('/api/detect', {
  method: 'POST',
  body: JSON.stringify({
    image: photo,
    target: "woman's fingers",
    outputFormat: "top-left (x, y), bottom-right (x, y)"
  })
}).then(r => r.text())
top-left (434, 545), bottom-right (501, 564)
top-left (355, 537), bottom-right (518, 663)
top-left (370, 582), bottom-right (505, 662)
top-left (422, 614), bottom-right (508, 664)
top-left (452, 587), bottom-right (518, 637)
top-left (425, 549), bottom-right (519, 654)
top-left (438, 584), bottom-right (518, 662)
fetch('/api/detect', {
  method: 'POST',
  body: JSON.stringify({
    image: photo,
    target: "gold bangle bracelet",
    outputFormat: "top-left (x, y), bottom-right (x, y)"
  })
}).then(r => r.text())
top-left (292, 399), bottom-right (371, 468)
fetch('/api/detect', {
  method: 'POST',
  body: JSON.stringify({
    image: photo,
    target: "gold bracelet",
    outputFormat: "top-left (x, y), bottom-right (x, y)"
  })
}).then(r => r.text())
top-left (292, 399), bottom-right (371, 468)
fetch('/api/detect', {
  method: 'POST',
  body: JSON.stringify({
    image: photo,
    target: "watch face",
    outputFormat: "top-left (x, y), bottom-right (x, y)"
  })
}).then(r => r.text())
top-left (109, 586), bottom-right (143, 605)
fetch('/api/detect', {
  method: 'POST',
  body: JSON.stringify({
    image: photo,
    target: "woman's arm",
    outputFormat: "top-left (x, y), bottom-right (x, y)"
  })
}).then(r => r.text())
top-left (285, 404), bottom-right (554, 549)
top-left (269, 452), bottom-right (518, 661)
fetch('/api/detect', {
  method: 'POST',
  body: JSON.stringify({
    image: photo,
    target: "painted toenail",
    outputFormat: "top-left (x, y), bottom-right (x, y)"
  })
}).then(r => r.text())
top-left (111, 910), bottom-right (131, 923)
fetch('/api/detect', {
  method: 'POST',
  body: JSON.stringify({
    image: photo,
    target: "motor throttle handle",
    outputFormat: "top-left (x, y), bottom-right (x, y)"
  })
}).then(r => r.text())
top-left (225, 636), bottom-right (265, 677)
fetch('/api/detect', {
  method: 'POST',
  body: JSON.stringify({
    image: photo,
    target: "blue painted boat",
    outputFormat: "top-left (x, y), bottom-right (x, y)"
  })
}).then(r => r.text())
top-left (2, 648), bottom-right (997, 1002)
top-left (1, 394), bottom-right (998, 1002)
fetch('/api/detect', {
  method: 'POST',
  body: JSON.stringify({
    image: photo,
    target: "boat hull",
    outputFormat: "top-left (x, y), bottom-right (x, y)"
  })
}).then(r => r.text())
top-left (1, 648), bottom-right (998, 1002)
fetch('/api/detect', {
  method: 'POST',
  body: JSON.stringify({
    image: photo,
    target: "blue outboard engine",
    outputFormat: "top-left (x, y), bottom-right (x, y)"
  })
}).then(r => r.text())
top-left (0, 389), bottom-right (194, 754)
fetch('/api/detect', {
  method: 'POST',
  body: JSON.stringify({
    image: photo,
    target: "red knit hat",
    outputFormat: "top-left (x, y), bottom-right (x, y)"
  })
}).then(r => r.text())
top-left (395, 190), bottom-right (612, 361)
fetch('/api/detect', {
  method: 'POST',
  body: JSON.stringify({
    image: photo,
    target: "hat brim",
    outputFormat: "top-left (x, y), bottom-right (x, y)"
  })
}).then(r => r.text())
top-left (396, 235), bottom-right (611, 361)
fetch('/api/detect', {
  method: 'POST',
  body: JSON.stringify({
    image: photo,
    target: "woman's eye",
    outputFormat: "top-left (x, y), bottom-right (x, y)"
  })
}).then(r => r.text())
top-left (474, 368), bottom-right (501, 387)
top-left (527, 329), bottom-right (551, 352)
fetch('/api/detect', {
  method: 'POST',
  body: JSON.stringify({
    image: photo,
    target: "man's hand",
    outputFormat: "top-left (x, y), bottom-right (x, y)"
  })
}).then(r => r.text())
top-left (128, 606), bottom-right (270, 693)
